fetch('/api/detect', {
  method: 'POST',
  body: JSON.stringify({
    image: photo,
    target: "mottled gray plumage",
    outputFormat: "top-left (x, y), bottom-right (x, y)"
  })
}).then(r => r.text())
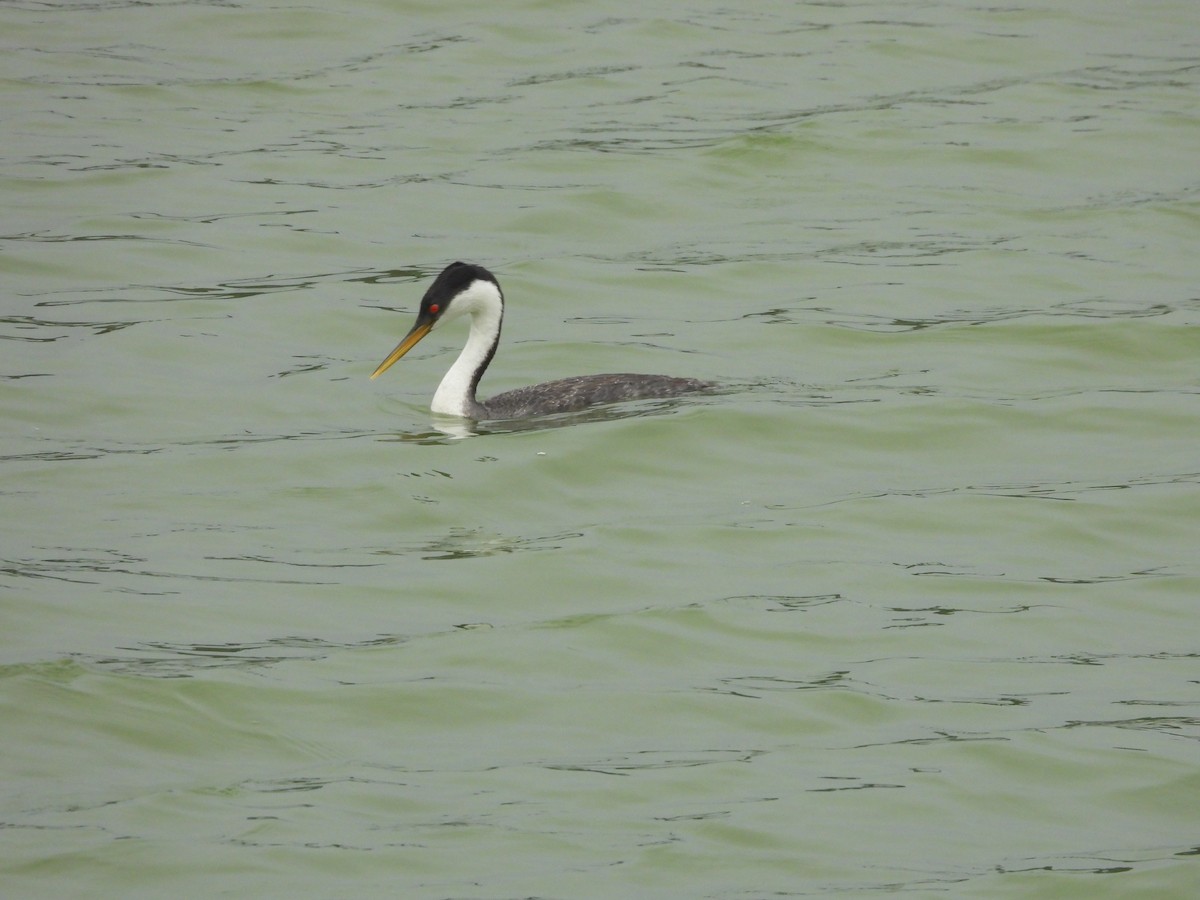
top-left (371, 262), bottom-right (714, 420)
top-left (479, 373), bottom-right (713, 420)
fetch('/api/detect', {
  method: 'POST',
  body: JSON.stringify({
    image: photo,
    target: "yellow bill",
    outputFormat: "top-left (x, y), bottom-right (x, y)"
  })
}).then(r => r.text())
top-left (370, 320), bottom-right (434, 380)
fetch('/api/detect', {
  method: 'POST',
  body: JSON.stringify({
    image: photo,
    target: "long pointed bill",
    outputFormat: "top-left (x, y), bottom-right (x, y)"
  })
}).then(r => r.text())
top-left (370, 320), bottom-right (434, 380)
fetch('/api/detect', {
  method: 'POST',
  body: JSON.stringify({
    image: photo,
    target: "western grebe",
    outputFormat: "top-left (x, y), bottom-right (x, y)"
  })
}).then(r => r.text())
top-left (370, 262), bottom-right (713, 419)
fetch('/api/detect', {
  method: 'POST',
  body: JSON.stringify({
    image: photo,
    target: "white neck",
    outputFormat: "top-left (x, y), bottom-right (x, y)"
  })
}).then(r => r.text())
top-left (430, 280), bottom-right (503, 417)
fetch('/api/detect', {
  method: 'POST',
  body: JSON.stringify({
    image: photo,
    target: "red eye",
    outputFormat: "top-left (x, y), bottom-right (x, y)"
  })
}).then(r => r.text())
top-left (429, 304), bottom-right (440, 315)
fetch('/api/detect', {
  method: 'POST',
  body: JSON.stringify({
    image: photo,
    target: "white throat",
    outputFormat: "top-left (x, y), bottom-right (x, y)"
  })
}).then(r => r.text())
top-left (430, 279), bottom-right (503, 417)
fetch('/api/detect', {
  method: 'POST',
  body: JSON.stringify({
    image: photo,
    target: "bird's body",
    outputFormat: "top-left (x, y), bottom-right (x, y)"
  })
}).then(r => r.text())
top-left (371, 262), bottom-right (713, 420)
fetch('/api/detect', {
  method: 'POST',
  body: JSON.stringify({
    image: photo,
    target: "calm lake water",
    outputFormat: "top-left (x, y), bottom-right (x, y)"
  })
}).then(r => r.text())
top-left (3, 1), bottom-right (1198, 897)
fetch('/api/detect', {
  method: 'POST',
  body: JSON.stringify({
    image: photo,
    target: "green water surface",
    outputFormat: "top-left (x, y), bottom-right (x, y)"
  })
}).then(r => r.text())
top-left (3, 1), bottom-right (1198, 897)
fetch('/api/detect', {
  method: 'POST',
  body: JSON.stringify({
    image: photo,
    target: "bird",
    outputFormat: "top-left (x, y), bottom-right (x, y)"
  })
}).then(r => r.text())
top-left (370, 262), bottom-right (714, 420)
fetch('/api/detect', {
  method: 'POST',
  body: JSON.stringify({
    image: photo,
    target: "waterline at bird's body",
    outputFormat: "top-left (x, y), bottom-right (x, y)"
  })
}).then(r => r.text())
top-left (370, 262), bottom-right (713, 420)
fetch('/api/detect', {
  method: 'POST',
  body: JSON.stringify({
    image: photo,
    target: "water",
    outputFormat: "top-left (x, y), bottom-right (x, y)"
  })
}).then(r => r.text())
top-left (3, 1), bottom-right (1198, 896)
